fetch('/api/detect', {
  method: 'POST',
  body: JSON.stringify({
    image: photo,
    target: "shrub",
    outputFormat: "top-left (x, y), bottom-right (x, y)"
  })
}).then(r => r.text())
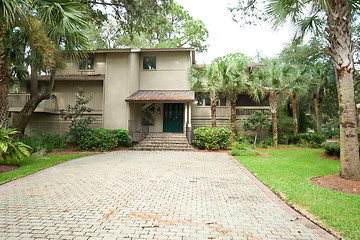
top-left (0, 126), bottom-right (31, 163)
top-left (289, 133), bottom-right (326, 147)
top-left (22, 131), bottom-right (67, 153)
top-left (235, 133), bottom-right (255, 144)
top-left (321, 141), bottom-right (360, 156)
top-left (321, 142), bottom-right (340, 156)
top-left (242, 110), bottom-right (271, 145)
top-left (277, 111), bottom-right (294, 144)
top-left (77, 128), bottom-right (131, 151)
top-left (228, 142), bottom-right (258, 156)
top-left (194, 127), bottom-right (231, 150)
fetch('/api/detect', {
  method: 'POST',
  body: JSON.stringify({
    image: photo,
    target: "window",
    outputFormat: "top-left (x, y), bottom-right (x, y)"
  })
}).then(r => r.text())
top-left (195, 92), bottom-right (226, 106)
top-left (142, 103), bottom-right (155, 126)
top-left (79, 57), bottom-right (94, 70)
top-left (143, 56), bottom-right (156, 70)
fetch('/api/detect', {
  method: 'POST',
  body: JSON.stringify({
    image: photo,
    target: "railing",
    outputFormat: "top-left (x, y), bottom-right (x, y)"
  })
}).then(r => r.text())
top-left (236, 106), bottom-right (270, 116)
top-left (8, 93), bottom-right (56, 112)
top-left (128, 120), bottom-right (149, 144)
top-left (185, 122), bottom-right (193, 144)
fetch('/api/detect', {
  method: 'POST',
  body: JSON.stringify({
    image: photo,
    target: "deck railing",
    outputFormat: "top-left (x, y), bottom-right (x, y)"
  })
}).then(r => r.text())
top-left (8, 93), bottom-right (56, 112)
top-left (236, 106), bottom-right (270, 116)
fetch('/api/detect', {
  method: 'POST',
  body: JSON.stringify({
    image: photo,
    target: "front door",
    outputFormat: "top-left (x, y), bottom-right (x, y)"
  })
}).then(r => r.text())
top-left (163, 103), bottom-right (183, 132)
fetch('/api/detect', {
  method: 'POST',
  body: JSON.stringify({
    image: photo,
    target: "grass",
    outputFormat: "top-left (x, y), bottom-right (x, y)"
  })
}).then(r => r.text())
top-left (0, 154), bottom-right (94, 185)
top-left (235, 148), bottom-right (360, 239)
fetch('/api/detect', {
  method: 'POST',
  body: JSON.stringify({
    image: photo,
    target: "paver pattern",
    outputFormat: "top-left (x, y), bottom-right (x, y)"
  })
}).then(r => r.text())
top-left (0, 151), bottom-right (334, 239)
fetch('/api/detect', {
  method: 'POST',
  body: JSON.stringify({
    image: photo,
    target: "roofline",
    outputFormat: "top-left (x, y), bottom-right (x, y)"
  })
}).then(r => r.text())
top-left (88, 48), bottom-right (195, 54)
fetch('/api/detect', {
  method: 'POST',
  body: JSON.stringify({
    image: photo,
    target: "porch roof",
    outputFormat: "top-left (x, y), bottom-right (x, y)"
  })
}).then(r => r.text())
top-left (125, 90), bottom-right (195, 103)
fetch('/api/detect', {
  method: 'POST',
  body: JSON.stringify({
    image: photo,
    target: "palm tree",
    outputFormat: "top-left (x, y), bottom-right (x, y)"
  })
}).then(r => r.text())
top-left (264, 0), bottom-right (360, 181)
top-left (251, 60), bottom-right (289, 146)
top-left (0, 0), bottom-right (28, 129)
top-left (189, 64), bottom-right (220, 127)
top-left (283, 65), bottom-right (310, 135)
top-left (215, 53), bottom-right (251, 140)
top-left (12, 0), bottom-right (88, 136)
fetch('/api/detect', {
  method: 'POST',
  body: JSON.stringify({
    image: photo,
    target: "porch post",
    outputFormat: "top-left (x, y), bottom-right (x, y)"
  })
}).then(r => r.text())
top-left (184, 102), bottom-right (188, 131)
top-left (188, 103), bottom-right (192, 127)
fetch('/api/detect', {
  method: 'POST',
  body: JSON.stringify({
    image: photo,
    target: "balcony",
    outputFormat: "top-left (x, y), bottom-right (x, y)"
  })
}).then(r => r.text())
top-left (236, 106), bottom-right (271, 118)
top-left (8, 93), bottom-right (56, 113)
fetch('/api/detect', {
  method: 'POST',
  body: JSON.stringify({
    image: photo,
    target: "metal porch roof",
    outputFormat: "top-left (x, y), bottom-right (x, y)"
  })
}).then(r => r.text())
top-left (125, 90), bottom-right (195, 102)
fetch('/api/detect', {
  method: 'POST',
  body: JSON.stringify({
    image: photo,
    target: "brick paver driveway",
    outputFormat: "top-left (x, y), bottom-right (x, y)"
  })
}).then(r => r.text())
top-left (0, 151), bottom-right (334, 240)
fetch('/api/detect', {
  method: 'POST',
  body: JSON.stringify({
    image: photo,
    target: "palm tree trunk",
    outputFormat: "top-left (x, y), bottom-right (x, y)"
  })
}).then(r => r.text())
top-left (210, 92), bottom-right (217, 127)
top-left (230, 97), bottom-right (237, 141)
top-left (0, 19), bottom-right (9, 129)
top-left (291, 93), bottom-right (298, 135)
top-left (313, 92), bottom-right (320, 134)
top-left (269, 93), bottom-right (278, 146)
top-left (318, 84), bottom-right (325, 134)
top-left (327, 0), bottom-right (360, 181)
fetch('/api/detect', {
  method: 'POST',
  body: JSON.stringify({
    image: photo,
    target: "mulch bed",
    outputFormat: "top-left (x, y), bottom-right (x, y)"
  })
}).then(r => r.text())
top-left (0, 164), bottom-right (19, 174)
top-left (312, 174), bottom-right (360, 196)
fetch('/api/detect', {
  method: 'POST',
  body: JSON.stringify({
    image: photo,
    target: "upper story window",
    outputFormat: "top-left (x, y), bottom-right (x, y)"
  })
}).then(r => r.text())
top-left (79, 57), bottom-right (94, 70)
top-left (143, 56), bottom-right (156, 70)
top-left (195, 92), bottom-right (226, 107)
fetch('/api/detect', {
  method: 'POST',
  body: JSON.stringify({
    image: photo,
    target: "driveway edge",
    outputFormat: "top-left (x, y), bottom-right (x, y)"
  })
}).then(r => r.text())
top-left (229, 155), bottom-right (337, 240)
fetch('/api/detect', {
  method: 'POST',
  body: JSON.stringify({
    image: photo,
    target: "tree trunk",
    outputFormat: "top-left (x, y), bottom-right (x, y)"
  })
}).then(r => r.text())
top-left (327, 0), bottom-right (360, 180)
top-left (313, 92), bottom-right (320, 134)
top-left (269, 93), bottom-right (278, 146)
top-left (230, 97), bottom-right (237, 141)
top-left (0, 19), bottom-right (9, 129)
top-left (13, 68), bottom-right (56, 138)
top-left (318, 84), bottom-right (325, 134)
top-left (291, 93), bottom-right (298, 135)
top-left (210, 92), bottom-right (217, 127)
top-left (13, 93), bottom-right (51, 137)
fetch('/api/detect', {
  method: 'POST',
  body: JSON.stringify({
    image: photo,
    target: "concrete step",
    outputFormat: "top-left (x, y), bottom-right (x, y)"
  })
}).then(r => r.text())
top-left (130, 147), bottom-right (195, 151)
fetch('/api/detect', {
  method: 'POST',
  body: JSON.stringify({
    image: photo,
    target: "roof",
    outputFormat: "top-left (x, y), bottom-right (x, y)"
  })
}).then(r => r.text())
top-left (125, 90), bottom-right (195, 103)
top-left (88, 48), bottom-right (194, 54)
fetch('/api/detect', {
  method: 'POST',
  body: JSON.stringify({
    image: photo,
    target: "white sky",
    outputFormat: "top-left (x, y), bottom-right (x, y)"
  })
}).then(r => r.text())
top-left (177, 0), bottom-right (294, 64)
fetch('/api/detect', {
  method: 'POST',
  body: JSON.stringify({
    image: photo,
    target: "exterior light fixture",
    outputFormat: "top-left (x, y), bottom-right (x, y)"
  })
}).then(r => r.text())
top-left (157, 107), bottom-right (161, 114)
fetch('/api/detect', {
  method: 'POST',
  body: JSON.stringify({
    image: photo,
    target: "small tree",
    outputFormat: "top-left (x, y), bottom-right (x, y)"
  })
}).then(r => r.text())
top-left (243, 110), bottom-right (271, 145)
top-left (60, 88), bottom-right (94, 143)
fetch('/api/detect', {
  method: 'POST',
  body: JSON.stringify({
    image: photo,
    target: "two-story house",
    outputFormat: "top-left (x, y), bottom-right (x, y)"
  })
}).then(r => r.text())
top-left (8, 48), bottom-right (269, 143)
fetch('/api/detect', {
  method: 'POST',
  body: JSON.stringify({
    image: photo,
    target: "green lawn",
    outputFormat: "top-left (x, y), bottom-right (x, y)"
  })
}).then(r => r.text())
top-left (236, 149), bottom-right (360, 239)
top-left (0, 154), bottom-right (94, 185)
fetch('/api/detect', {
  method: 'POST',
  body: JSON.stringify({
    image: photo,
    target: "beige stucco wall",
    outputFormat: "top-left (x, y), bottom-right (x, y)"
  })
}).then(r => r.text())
top-left (139, 52), bottom-right (191, 90)
top-left (103, 53), bottom-right (129, 129)
top-left (58, 54), bottom-right (106, 75)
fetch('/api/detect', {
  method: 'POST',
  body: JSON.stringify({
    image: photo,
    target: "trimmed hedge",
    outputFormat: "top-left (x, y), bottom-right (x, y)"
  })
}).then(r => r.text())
top-left (288, 133), bottom-right (326, 147)
top-left (77, 128), bottom-right (131, 151)
top-left (194, 127), bottom-right (231, 150)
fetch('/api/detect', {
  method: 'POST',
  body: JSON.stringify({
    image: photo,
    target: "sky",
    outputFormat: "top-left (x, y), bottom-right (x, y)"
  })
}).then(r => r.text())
top-left (177, 0), bottom-right (294, 64)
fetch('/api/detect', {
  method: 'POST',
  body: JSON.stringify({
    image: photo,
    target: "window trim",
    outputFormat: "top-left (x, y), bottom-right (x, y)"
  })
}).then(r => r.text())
top-left (79, 57), bottom-right (95, 71)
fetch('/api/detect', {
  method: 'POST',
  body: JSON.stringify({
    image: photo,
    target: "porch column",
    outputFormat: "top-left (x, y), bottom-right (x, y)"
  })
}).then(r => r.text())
top-left (188, 103), bottom-right (192, 128)
top-left (184, 102), bottom-right (188, 131)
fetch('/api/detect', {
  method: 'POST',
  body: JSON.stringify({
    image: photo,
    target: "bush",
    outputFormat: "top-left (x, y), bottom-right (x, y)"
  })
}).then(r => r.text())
top-left (22, 131), bottom-right (67, 153)
top-left (1, 126), bottom-right (31, 163)
top-left (289, 133), bottom-right (326, 147)
top-left (321, 141), bottom-right (360, 156)
top-left (77, 128), bottom-right (131, 151)
top-left (194, 127), bottom-right (231, 150)
top-left (228, 142), bottom-right (258, 156)
top-left (277, 111), bottom-right (294, 144)
top-left (321, 142), bottom-right (340, 156)
top-left (235, 133), bottom-right (254, 144)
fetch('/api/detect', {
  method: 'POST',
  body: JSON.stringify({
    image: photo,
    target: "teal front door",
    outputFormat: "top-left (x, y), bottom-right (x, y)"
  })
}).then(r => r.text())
top-left (163, 103), bottom-right (184, 132)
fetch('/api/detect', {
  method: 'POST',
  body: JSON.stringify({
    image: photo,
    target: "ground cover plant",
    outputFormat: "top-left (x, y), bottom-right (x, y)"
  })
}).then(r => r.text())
top-left (236, 149), bottom-right (360, 239)
top-left (0, 154), bottom-right (94, 185)
top-left (22, 131), bottom-right (67, 153)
